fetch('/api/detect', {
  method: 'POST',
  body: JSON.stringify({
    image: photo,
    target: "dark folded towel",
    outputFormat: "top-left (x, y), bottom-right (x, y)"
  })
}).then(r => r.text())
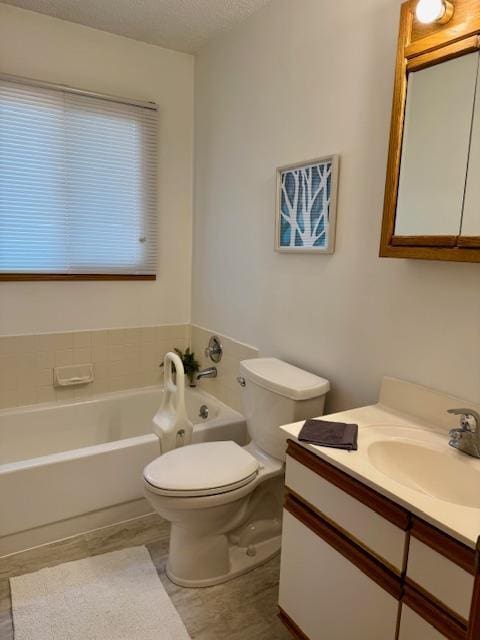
top-left (298, 419), bottom-right (358, 451)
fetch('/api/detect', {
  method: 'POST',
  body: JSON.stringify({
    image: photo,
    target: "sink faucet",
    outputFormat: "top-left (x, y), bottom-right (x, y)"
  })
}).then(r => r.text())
top-left (197, 367), bottom-right (217, 381)
top-left (447, 408), bottom-right (480, 459)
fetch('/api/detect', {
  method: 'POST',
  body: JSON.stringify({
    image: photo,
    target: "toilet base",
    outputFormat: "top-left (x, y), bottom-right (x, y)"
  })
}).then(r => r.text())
top-left (166, 534), bottom-right (281, 588)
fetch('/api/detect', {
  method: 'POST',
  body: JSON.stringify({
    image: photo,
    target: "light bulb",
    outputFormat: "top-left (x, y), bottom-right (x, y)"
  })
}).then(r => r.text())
top-left (415, 0), bottom-right (454, 24)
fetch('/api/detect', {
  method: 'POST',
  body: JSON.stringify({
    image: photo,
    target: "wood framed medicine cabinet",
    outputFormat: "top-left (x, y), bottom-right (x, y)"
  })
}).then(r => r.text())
top-left (380, 0), bottom-right (480, 262)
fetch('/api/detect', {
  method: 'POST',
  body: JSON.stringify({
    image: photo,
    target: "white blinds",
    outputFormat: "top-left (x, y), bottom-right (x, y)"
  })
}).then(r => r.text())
top-left (0, 78), bottom-right (157, 275)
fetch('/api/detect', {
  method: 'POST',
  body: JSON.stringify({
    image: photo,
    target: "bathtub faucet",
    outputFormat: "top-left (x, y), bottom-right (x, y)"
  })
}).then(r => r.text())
top-left (197, 367), bottom-right (217, 381)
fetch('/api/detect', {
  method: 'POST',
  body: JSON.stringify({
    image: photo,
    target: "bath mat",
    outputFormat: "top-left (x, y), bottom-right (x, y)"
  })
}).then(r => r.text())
top-left (10, 546), bottom-right (190, 640)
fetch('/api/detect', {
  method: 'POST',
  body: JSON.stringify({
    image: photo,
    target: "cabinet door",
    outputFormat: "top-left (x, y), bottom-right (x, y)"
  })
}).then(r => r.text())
top-left (460, 53), bottom-right (480, 243)
top-left (399, 606), bottom-right (449, 640)
top-left (279, 510), bottom-right (399, 640)
top-left (394, 52), bottom-right (478, 238)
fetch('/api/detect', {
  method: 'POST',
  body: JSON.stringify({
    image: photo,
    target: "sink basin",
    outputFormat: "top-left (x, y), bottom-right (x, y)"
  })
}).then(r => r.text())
top-left (367, 437), bottom-right (480, 508)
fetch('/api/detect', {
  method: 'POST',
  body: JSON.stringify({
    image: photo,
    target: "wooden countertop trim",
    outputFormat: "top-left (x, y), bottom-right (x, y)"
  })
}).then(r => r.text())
top-left (285, 493), bottom-right (403, 600)
top-left (286, 440), bottom-right (410, 530)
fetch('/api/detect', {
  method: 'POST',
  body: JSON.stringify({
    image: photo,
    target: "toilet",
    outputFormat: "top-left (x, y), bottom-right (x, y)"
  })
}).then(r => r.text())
top-left (143, 357), bottom-right (330, 587)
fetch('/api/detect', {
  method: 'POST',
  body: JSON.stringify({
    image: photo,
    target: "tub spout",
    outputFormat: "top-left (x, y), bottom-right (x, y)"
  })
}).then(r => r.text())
top-left (197, 367), bottom-right (217, 381)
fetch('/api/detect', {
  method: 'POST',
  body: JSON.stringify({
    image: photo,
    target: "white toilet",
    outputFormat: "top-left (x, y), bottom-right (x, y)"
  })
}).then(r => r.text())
top-left (143, 357), bottom-right (330, 587)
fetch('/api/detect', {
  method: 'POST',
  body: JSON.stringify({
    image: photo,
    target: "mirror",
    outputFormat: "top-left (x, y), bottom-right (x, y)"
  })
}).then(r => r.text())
top-left (395, 53), bottom-right (478, 237)
top-left (462, 59), bottom-right (480, 237)
top-left (380, 0), bottom-right (480, 263)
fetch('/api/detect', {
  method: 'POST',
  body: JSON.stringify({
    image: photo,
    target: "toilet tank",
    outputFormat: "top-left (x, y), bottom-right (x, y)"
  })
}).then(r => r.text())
top-left (238, 358), bottom-right (330, 461)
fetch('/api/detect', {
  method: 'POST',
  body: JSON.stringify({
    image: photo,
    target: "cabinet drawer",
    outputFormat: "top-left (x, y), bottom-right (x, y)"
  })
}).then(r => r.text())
top-left (399, 605), bottom-right (451, 640)
top-left (286, 442), bottom-right (408, 572)
top-left (406, 519), bottom-right (476, 623)
top-left (401, 584), bottom-right (467, 640)
top-left (407, 538), bottom-right (474, 622)
top-left (279, 505), bottom-right (400, 640)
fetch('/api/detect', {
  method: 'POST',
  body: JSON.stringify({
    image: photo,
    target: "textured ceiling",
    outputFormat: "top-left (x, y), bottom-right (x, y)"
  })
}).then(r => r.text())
top-left (0, 0), bottom-right (271, 53)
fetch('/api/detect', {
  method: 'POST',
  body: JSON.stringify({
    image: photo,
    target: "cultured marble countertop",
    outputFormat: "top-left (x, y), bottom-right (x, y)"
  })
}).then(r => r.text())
top-left (281, 402), bottom-right (480, 549)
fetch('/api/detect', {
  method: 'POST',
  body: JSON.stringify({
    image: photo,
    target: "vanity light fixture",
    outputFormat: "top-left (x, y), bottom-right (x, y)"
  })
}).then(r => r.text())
top-left (415, 0), bottom-right (454, 24)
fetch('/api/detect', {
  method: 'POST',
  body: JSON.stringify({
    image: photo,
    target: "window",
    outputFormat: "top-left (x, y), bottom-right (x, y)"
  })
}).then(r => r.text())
top-left (0, 76), bottom-right (157, 279)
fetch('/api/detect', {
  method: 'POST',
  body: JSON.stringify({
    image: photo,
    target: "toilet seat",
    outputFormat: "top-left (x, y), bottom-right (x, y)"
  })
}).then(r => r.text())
top-left (143, 441), bottom-right (260, 498)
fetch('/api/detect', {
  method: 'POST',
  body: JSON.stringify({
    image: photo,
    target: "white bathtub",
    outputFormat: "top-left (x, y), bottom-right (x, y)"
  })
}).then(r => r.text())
top-left (0, 386), bottom-right (246, 555)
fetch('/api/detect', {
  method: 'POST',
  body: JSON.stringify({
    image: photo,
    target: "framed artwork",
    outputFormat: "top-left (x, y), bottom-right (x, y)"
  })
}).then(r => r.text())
top-left (275, 155), bottom-right (339, 253)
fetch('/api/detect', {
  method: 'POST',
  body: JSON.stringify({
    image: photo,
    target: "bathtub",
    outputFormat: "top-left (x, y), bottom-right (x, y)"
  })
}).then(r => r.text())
top-left (0, 386), bottom-right (247, 555)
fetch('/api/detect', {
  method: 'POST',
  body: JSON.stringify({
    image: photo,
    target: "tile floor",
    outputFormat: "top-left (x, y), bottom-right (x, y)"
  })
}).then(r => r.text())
top-left (0, 514), bottom-right (290, 639)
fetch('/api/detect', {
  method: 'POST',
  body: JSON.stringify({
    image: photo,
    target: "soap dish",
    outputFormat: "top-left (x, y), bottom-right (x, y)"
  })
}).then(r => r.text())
top-left (54, 363), bottom-right (94, 387)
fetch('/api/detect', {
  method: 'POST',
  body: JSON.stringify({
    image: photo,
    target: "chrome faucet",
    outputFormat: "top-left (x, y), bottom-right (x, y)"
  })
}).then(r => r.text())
top-left (447, 408), bottom-right (480, 459)
top-left (197, 367), bottom-right (217, 381)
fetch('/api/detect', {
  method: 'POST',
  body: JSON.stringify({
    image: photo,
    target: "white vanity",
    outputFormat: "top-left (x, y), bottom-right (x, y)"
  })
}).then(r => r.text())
top-left (278, 377), bottom-right (480, 640)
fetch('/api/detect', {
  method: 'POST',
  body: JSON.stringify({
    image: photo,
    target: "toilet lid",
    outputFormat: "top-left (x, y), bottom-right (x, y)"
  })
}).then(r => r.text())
top-left (143, 441), bottom-right (260, 497)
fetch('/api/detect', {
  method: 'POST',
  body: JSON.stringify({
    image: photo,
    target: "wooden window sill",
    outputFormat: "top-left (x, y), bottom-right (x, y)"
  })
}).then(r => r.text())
top-left (0, 274), bottom-right (156, 281)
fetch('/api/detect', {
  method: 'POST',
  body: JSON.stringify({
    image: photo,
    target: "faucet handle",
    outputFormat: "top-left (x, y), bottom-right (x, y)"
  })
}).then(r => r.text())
top-left (447, 408), bottom-right (480, 431)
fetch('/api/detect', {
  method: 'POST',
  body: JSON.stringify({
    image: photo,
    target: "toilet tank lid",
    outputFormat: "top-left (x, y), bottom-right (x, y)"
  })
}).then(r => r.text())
top-left (239, 358), bottom-right (330, 401)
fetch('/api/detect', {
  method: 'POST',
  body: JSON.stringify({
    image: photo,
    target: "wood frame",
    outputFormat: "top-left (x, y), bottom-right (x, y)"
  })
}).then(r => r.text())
top-left (0, 274), bottom-right (156, 281)
top-left (379, 0), bottom-right (480, 263)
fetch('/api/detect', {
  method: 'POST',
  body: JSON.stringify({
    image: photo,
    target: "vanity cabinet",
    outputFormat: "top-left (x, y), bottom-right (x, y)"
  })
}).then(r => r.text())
top-left (279, 440), bottom-right (480, 640)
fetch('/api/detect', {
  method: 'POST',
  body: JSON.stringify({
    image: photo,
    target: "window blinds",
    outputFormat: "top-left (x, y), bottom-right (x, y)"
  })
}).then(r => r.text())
top-left (0, 77), bottom-right (157, 275)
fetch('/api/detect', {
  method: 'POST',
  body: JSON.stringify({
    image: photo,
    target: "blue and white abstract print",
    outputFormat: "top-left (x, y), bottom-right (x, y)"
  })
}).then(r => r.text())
top-left (277, 156), bottom-right (337, 252)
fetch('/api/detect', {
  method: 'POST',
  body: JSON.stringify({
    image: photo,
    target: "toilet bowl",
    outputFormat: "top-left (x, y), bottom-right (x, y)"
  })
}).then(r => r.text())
top-left (144, 357), bottom-right (330, 587)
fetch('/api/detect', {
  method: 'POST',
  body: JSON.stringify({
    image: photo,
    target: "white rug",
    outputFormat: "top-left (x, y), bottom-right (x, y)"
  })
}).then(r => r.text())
top-left (10, 546), bottom-right (191, 640)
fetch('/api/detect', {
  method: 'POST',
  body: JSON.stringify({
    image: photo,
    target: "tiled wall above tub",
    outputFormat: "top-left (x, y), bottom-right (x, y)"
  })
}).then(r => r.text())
top-left (190, 325), bottom-right (258, 412)
top-left (0, 325), bottom-right (189, 410)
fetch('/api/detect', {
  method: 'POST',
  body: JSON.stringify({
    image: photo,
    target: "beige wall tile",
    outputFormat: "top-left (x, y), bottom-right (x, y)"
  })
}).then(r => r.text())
top-left (0, 388), bottom-right (18, 409)
top-left (73, 386), bottom-right (92, 401)
top-left (53, 333), bottom-right (73, 351)
top-left (55, 388), bottom-right (74, 403)
top-left (36, 369), bottom-right (53, 387)
top-left (190, 324), bottom-right (258, 411)
top-left (93, 361), bottom-right (109, 381)
top-left (72, 332), bottom-right (91, 349)
top-left (55, 350), bottom-right (73, 367)
top-left (37, 387), bottom-right (56, 404)
top-left (36, 351), bottom-right (55, 370)
top-left (0, 357), bottom-right (17, 390)
top-left (141, 327), bottom-right (156, 344)
top-left (108, 345), bottom-right (124, 362)
top-left (108, 329), bottom-right (125, 346)
top-left (73, 348), bottom-right (91, 365)
top-left (91, 331), bottom-right (109, 347)
top-left (0, 324), bottom-right (256, 411)
top-left (92, 345), bottom-right (109, 363)
top-left (34, 334), bottom-right (55, 353)
top-left (18, 387), bottom-right (37, 406)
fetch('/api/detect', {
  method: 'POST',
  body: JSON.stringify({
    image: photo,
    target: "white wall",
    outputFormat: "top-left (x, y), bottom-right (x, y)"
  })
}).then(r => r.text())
top-left (192, 0), bottom-right (480, 411)
top-left (0, 4), bottom-right (194, 335)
